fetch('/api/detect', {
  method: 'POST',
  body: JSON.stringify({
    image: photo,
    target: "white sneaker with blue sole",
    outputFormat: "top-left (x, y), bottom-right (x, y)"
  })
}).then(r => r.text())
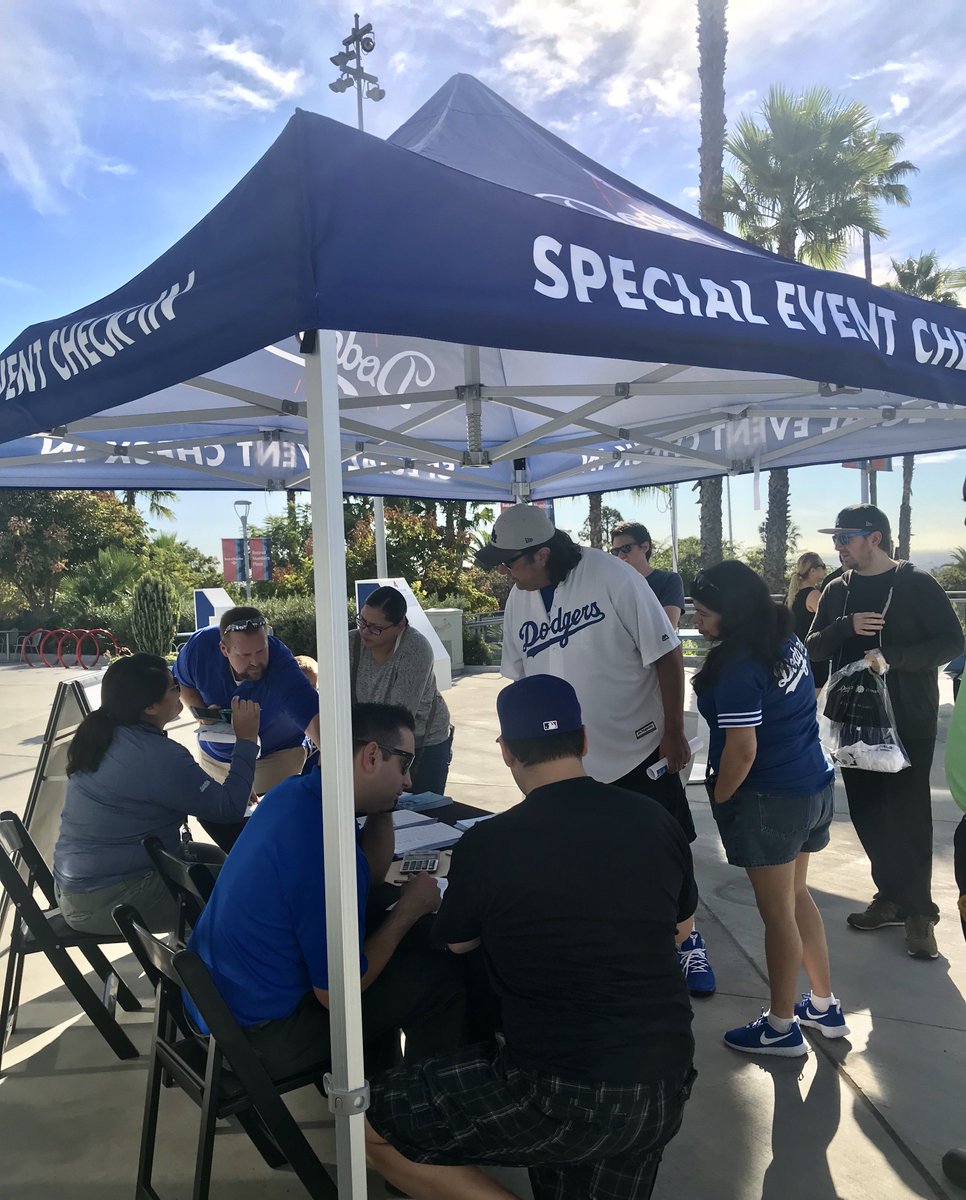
top-left (724, 1012), bottom-right (807, 1057)
top-left (795, 994), bottom-right (850, 1038)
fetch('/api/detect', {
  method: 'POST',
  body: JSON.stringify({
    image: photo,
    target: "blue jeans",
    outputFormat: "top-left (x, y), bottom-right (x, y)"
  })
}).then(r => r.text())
top-left (711, 781), bottom-right (834, 869)
top-left (411, 729), bottom-right (454, 795)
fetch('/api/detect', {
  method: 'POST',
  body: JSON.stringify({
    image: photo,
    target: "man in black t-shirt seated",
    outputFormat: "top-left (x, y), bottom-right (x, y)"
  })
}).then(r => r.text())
top-left (365, 673), bottom-right (697, 1200)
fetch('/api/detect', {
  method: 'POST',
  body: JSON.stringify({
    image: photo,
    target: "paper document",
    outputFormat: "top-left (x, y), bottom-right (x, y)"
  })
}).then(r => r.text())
top-left (392, 822), bottom-right (463, 857)
top-left (455, 813), bottom-right (498, 832)
top-left (392, 810), bottom-right (436, 829)
top-left (396, 791), bottom-right (453, 812)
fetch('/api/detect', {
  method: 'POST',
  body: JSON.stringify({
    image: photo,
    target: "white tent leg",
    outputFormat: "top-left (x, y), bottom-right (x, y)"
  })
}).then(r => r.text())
top-left (374, 495), bottom-right (388, 577)
top-left (670, 483), bottom-right (679, 574)
top-left (726, 476), bottom-right (734, 555)
top-left (304, 330), bottom-right (369, 1200)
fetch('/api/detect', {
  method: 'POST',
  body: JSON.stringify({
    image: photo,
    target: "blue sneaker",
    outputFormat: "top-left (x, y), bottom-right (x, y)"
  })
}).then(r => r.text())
top-left (795, 994), bottom-right (850, 1038)
top-left (678, 929), bottom-right (716, 997)
top-left (724, 1012), bottom-right (807, 1057)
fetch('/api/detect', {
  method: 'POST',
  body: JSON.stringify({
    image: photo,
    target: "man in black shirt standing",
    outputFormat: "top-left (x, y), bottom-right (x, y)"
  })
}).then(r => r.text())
top-left (807, 504), bottom-right (963, 961)
top-left (365, 673), bottom-right (697, 1200)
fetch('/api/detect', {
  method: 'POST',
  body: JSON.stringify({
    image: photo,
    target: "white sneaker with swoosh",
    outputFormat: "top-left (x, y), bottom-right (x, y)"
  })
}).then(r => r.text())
top-left (724, 1012), bottom-right (808, 1057)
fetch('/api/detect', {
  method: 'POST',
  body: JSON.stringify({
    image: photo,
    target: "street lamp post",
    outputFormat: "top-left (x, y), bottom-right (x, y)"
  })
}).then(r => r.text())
top-left (234, 499), bottom-right (252, 601)
top-left (330, 15), bottom-right (388, 573)
top-left (328, 13), bottom-right (385, 135)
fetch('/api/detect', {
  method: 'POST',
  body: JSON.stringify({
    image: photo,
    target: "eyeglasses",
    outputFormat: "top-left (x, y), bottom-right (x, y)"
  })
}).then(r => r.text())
top-left (354, 739), bottom-right (415, 774)
top-left (356, 614), bottom-right (396, 636)
top-left (610, 542), bottom-right (639, 557)
top-left (499, 551), bottom-right (529, 568)
top-left (223, 617), bottom-right (267, 633)
top-left (831, 531), bottom-right (872, 546)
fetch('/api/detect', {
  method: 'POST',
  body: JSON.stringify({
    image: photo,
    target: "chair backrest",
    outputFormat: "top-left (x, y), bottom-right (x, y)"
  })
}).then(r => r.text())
top-left (112, 903), bottom-right (285, 1097)
top-left (0, 810), bottom-right (57, 914)
top-left (142, 837), bottom-right (215, 936)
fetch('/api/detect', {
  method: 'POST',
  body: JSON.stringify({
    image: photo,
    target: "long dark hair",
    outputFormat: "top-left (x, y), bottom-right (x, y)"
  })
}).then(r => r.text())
top-left (691, 561), bottom-right (794, 694)
top-left (66, 653), bottom-right (171, 776)
top-left (364, 586), bottom-right (407, 625)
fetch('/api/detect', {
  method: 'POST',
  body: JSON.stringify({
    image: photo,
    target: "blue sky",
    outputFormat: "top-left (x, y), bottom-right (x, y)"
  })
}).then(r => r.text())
top-left (2, 0), bottom-right (965, 568)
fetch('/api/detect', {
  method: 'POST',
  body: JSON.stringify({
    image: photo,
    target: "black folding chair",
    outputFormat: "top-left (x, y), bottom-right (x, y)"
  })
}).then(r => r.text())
top-left (142, 836), bottom-right (218, 941)
top-left (0, 810), bottom-right (141, 1074)
top-left (112, 903), bottom-right (337, 1200)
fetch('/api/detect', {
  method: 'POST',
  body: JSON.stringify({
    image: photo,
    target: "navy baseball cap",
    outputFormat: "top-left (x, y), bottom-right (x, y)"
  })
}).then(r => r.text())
top-left (497, 675), bottom-right (583, 740)
top-left (818, 503), bottom-right (891, 540)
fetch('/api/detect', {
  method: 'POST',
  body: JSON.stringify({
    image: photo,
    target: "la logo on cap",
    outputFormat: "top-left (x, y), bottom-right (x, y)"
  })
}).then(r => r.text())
top-left (543, 719), bottom-right (558, 731)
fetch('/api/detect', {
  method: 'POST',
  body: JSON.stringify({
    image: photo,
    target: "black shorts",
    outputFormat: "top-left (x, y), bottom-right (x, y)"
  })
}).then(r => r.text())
top-left (612, 748), bottom-right (697, 843)
top-left (368, 1041), bottom-right (695, 1200)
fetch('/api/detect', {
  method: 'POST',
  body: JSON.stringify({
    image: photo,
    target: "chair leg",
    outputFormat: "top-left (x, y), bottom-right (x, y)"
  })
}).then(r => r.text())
top-left (135, 1010), bottom-right (166, 1200)
top-left (47, 943), bottom-right (139, 1060)
top-left (78, 943), bottom-right (143, 1012)
top-left (234, 1107), bottom-right (289, 1169)
top-left (0, 937), bottom-right (27, 1072)
top-left (194, 1045), bottom-right (223, 1200)
top-left (248, 1092), bottom-right (338, 1198)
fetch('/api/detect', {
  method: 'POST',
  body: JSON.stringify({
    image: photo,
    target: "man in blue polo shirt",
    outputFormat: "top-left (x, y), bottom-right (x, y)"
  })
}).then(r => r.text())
top-left (186, 702), bottom-right (466, 1079)
top-left (174, 606), bottom-right (321, 798)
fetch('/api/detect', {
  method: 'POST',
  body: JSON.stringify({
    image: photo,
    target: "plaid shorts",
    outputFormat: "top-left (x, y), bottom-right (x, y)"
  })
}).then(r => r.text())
top-left (367, 1041), bottom-right (696, 1200)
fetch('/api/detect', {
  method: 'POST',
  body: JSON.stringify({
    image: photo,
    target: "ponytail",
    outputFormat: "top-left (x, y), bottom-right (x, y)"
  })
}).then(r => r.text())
top-left (66, 652), bottom-right (170, 776)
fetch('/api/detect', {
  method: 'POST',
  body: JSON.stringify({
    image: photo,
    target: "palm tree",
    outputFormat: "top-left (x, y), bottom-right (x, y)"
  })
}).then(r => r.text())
top-left (884, 251), bottom-right (966, 306)
top-left (854, 129), bottom-right (917, 283)
top-left (121, 489), bottom-right (178, 520)
top-left (723, 87), bottom-right (912, 590)
top-left (587, 492), bottom-right (604, 548)
top-left (884, 252), bottom-right (965, 558)
top-left (696, 0), bottom-right (728, 567)
top-left (723, 86), bottom-right (886, 266)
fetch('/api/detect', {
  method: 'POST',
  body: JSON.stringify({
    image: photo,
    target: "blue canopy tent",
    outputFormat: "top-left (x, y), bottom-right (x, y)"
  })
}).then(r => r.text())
top-left (2, 74), bottom-right (966, 1195)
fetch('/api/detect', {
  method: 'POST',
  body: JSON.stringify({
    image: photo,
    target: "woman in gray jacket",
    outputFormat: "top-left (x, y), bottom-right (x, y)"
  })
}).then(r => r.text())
top-left (54, 653), bottom-right (260, 935)
top-left (351, 586), bottom-right (453, 795)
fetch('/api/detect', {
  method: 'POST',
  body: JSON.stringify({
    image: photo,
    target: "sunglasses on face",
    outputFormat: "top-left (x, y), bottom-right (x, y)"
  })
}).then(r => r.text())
top-left (500, 551), bottom-right (528, 568)
top-left (610, 542), bottom-right (640, 556)
top-left (223, 617), bottom-right (268, 633)
top-left (831, 531), bottom-right (872, 546)
top-left (354, 739), bottom-right (415, 774)
top-left (356, 614), bottom-right (396, 636)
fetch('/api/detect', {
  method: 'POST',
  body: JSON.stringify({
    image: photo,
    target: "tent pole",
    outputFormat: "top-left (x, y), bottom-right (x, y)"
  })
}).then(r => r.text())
top-left (861, 462), bottom-right (870, 504)
top-left (373, 495), bottom-right (388, 577)
top-left (726, 475), bottom-right (734, 555)
top-left (304, 329), bottom-right (369, 1200)
top-left (670, 483), bottom-right (679, 573)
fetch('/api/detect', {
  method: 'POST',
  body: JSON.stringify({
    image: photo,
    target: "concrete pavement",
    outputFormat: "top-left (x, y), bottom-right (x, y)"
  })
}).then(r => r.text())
top-left (0, 661), bottom-right (963, 1198)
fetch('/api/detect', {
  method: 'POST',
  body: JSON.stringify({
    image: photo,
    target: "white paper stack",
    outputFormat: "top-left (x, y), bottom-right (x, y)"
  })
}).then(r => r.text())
top-left (392, 821), bottom-right (463, 857)
top-left (454, 813), bottom-right (498, 832)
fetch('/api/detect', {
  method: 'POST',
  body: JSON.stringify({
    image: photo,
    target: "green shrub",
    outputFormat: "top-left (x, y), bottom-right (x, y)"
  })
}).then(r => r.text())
top-left (257, 596), bottom-right (356, 659)
top-left (131, 573), bottom-right (180, 656)
top-left (462, 628), bottom-right (492, 666)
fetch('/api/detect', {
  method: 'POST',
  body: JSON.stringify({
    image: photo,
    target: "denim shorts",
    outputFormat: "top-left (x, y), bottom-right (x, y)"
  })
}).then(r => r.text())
top-left (709, 780), bottom-right (834, 869)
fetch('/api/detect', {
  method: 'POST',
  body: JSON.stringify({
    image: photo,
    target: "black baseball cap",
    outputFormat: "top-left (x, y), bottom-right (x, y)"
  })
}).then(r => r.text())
top-left (497, 675), bottom-right (583, 741)
top-left (818, 503), bottom-right (892, 540)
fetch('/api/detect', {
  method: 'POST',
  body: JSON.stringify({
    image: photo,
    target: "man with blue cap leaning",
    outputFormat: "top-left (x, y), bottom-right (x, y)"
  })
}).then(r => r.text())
top-left (365, 674), bottom-right (697, 1200)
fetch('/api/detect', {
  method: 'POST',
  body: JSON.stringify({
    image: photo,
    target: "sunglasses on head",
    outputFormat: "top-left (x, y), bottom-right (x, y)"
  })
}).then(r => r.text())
top-left (354, 739), bottom-right (415, 774)
top-left (610, 541), bottom-right (640, 556)
top-left (223, 617), bottom-right (268, 633)
top-left (831, 531), bottom-right (872, 546)
top-left (691, 570), bottom-right (721, 599)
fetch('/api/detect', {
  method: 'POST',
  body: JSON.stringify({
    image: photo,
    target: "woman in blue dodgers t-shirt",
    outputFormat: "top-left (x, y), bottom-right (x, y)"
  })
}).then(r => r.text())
top-left (691, 561), bottom-right (847, 1059)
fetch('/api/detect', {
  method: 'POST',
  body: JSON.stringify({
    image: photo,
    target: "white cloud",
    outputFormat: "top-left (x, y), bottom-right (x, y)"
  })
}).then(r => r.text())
top-left (848, 58), bottom-right (934, 87)
top-left (96, 159), bottom-right (136, 176)
top-left (681, 186), bottom-right (700, 200)
top-left (890, 92), bottom-right (910, 115)
top-left (201, 35), bottom-right (303, 100)
top-left (0, 275), bottom-right (40, 293)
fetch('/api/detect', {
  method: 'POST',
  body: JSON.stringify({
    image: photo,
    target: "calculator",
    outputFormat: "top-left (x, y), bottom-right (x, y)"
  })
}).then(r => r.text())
top-left (399, 852), bottom-right (440, 874)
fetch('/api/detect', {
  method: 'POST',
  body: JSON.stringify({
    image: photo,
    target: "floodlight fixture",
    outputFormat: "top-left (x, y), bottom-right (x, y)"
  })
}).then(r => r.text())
top-left (330, 50), bottom-right (352, 68)
top-left (360, 33), bottom-right (375, 53)
top-left (329, 76), bottom-right (353, 93)
top-left (366, 85), bottom-right (385, 101)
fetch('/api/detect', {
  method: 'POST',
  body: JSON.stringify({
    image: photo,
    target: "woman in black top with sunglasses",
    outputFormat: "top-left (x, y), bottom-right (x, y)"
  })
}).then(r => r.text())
top-left (786, 552), bottom-right (829, 689)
